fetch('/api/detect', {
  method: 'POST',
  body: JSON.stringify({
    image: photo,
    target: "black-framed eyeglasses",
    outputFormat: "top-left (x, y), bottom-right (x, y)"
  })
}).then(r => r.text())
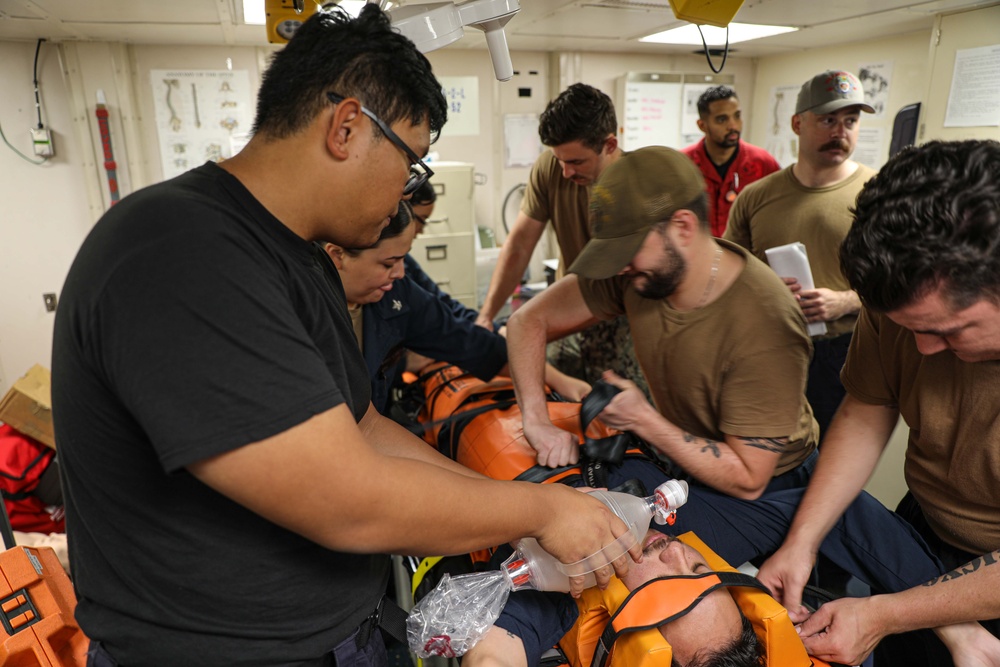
top-left (401, 201), bottom-right (428, 230)
top-left (327, 92), bottom-right (433, 196)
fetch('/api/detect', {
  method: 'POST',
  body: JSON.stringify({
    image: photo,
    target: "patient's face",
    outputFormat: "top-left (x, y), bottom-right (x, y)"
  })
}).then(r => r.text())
top-left (621, 532), bottom-right (743, 665)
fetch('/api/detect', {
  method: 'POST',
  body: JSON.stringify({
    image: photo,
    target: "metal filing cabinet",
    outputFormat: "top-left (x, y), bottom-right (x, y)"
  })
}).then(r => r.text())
top-left (410, 162), bottom-right (477, 308)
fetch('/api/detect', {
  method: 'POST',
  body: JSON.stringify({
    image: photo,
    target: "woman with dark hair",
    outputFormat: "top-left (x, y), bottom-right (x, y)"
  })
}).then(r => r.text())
top-left (323, 204), bottom-right (588, 414)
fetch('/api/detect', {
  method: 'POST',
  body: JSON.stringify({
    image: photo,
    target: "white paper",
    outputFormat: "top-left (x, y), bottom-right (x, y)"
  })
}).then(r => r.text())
top-left (439, 76), bottom-right (480, 137)
top-left (503, 114), bottom-right (541, 168)
top-left (764, 242), bottom-right (827, 337)
top-left (765, 85), bottom-right (800, 168)
top-left (944, 44), bottom-right (1000, 128)
top-left (151, 69), bottom-right (253, 181)
top-left (858, 61), bottom-right (893, 119)
top-left (681, 83), bottom-right (714, 137)
top-left (853, 127), bottom-right (885, 170)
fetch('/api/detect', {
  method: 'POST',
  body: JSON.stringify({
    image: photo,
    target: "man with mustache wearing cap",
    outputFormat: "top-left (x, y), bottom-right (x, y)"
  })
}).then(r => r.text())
top-left (505, 146), bottom-right (818, 502)
top-left (724, 70), bottom-right (876, 442)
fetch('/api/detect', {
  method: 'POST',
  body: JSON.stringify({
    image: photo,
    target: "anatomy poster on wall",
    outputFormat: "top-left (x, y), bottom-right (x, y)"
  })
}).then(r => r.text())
top-left (766, 84), bottom-right (800, 168)
top-left (858, 61), bottom-right (893, 119)
top-left (150, 69), bottom-right (252, 181)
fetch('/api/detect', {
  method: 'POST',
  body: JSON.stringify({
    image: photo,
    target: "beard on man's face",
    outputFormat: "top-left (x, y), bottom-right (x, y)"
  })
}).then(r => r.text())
top-left (632, 241), bottom-right (686, 300)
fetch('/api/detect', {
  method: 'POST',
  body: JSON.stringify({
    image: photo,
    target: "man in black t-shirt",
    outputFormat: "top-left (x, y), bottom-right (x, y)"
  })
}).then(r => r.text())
top-left (52, 8), bottom-right (641, 667)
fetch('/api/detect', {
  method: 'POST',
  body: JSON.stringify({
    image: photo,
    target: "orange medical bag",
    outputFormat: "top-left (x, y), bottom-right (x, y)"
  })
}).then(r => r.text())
top-left (0, 472), bottom-right (87, 666)
top-left (0, 545), bottom-right (88, 666)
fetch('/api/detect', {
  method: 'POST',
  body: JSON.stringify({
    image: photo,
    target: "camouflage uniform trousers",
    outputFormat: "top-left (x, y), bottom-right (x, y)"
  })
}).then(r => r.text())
top-left (546, 315), bottom-right (651, 400)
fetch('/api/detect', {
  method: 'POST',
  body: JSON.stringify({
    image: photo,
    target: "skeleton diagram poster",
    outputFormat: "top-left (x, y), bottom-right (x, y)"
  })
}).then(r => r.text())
top-left (766, 84), bottom-right (801, 168)
top-left (150, 69), bottom-right (253, 181)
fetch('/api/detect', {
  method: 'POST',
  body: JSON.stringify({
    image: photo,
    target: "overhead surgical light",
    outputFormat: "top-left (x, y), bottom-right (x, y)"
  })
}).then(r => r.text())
top-left (259, 0), bottom-right (520, 82)
top-left (388, 0), bottom-right (520, 82)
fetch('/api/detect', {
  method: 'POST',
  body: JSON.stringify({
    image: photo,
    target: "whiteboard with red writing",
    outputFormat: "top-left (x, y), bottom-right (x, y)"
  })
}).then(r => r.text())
top-left (616, 72), bottom-right (734, 152)
top-left (618, 73), bottom-right (683, 151)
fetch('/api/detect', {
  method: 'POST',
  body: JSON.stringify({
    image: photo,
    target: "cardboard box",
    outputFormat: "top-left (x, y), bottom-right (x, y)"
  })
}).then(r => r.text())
top-left (0, 365), bottom-right (55, 450)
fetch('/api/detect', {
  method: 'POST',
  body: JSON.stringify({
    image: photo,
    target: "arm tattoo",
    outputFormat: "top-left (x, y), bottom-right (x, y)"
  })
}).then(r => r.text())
top-left (737, 436), bottom-right (789, 453)
top-left (922, 550), bottom-right (1000, 587)
top-left (681, 431), bottom-right (722, 459)
top-left (682, 432), bottom-right (721, 458)
top-left (700, 439), bottom-right (720, 457)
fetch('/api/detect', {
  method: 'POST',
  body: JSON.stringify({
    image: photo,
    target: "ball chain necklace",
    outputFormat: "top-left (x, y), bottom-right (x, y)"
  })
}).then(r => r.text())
top-left (695, 246), bottom-right (724, 309)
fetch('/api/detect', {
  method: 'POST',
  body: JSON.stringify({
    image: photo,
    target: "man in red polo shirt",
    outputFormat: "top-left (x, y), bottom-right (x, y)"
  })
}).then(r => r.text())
top-left (681, 85), bottom-right (780, 237)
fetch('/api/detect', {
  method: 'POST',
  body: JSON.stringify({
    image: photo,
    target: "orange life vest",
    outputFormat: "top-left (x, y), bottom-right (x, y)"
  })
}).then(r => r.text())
top-left (558, 532), bottom-right (831, 667)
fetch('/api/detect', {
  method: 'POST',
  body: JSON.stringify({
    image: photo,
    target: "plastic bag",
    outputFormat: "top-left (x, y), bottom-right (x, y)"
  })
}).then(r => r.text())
top-left (406, 570), bottom-right (511, 658)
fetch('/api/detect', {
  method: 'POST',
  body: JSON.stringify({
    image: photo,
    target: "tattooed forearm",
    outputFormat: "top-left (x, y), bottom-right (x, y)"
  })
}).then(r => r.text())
top-left (682, 431), bottom-right (721, 457)
top-left (737, 436), bottom-right (789, 453)
top-left (921, 550), bottom-right (1000, 587)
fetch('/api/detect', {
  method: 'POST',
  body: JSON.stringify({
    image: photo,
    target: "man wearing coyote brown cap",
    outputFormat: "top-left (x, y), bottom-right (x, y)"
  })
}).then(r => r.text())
top-left (505, 146), bottom-right (819, 501)
top-left (725, 70), bottom-right (876, 441)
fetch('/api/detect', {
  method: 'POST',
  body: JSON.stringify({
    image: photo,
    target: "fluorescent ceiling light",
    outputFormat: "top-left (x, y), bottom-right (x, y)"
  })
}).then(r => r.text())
top-left (641, 22), bottom-right (797, 45)
top-left (242, 0), bottom-right (392, 25)
top-left (243, 0), bottom-right (266, 25)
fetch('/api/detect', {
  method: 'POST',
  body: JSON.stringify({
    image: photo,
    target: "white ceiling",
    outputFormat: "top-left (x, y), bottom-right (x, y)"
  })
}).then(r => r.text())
top-left (0, 0), bottom-right (996, 58)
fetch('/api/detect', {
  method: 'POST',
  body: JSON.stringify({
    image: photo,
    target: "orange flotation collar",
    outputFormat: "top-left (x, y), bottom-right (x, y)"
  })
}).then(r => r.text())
top-left (558, 533), bottom-right (830, 667)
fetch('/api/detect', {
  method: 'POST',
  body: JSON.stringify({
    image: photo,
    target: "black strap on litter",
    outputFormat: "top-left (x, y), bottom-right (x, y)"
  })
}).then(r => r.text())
top-left (355, 595), bottom-right (409, 648)
top-left (378, 596), bottom-right (409, 645)
top-left (579, 380), bottom-right (633, 488)
top-left (0, 482), bottom-right (16, 549)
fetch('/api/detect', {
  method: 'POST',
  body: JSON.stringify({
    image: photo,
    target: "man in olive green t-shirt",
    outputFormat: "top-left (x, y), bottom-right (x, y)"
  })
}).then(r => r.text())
top-left (725, 70), bottom-right (876, 440)
top-left (475, 84), bottom-right (649, 399)
top-left (506, 146), bottom-right (818, 500)
top-left (758, 140), bottom-right (1000, 667)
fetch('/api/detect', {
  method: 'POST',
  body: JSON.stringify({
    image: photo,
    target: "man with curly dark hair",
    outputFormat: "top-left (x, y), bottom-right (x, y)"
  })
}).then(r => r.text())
top-left (758, 140), bottom-right (1000, 667)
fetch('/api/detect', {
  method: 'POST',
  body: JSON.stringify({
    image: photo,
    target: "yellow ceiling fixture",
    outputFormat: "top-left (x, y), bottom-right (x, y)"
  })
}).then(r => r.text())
top-left (264, 0), bottom-right (322, 44)
top-left (668, 0), bottom-right (745, 28)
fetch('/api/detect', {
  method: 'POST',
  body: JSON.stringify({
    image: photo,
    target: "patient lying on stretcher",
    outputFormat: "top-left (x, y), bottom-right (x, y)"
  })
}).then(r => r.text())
top-left (412, 365), bottom-right (1000, 666)
top-left (466, 529), bottom-right (791, 667)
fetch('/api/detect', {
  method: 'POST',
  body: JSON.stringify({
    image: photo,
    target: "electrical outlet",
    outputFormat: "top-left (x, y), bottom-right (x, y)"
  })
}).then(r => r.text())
top-left (43, 293), bottom-right (57, 312)
top-left (30, 128), bottom-right (54, 157)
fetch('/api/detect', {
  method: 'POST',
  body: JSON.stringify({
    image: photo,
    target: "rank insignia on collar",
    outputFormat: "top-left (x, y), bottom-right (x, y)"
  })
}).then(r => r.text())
top-left (392, 299), bottom-right (402, 311)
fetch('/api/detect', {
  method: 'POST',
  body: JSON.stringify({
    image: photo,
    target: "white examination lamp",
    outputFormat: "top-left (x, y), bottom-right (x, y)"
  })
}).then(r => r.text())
top-left (388, 0), bottom-right (520, 82)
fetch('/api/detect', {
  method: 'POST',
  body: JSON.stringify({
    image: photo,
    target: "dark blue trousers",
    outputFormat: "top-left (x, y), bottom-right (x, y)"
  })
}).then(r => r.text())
top-left (87, 627), bottom-right (387, 667)
top-left (808, 332), bottom-right (853, 442)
